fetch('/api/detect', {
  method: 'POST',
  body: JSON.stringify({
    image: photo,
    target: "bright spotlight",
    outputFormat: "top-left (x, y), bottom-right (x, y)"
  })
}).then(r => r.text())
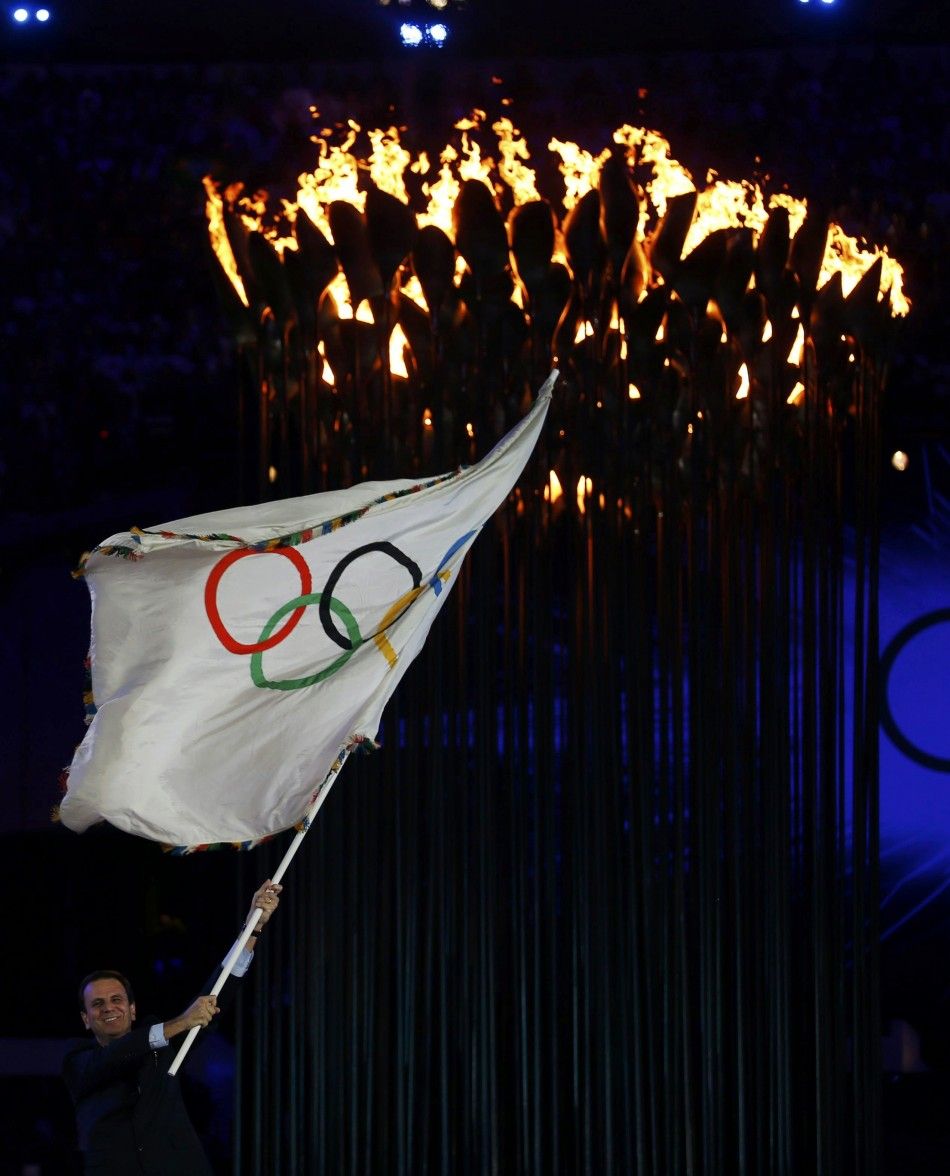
top-left (428, 21), bottom-right (448, 42)
top-left (399, 21), bottom-right (424, 45)
top-left (36, 6), bottom-right (50, 18)
top-left (13, 7), bottom-right (29, 21)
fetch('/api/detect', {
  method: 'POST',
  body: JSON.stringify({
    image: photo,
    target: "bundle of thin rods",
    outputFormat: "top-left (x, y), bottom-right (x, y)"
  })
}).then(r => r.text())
top-left (217, 160), bottom-right (892, 1174)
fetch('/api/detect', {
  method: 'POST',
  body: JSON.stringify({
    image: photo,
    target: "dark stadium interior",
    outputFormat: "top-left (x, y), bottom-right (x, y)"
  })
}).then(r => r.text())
top-left (1, 1), bottom-right (948, 1172)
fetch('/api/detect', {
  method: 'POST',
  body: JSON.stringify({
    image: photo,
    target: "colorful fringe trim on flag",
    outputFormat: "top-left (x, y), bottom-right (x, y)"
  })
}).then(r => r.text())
top-left (71, 469), bottom-right (464, 576)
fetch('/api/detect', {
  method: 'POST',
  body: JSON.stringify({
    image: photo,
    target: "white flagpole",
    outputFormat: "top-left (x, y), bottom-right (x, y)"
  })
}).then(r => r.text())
top-left (168, 745), bottom-right (352, 1076)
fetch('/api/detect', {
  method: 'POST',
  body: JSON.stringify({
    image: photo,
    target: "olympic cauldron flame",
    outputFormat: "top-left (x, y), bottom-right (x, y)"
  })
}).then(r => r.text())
top-left (204, 112), bottom-right (908, 502)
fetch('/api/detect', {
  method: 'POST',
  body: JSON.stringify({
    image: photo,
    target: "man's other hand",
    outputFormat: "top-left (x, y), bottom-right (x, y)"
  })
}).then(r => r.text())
top-left (165, 995), bottom-right (219, 1039)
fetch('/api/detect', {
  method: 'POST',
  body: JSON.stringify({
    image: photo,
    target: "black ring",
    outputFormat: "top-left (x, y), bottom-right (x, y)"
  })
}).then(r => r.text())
top-left (880, 607), bottom-right (950, 773)
top-left (320, 542), bottom-right (422, 651)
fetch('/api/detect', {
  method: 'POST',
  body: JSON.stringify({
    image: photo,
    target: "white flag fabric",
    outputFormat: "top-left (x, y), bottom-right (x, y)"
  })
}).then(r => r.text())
top-left (59, 374), bottom-right (555, 848)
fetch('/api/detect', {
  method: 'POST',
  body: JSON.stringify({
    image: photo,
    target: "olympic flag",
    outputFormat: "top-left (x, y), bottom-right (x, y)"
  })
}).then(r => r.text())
top-left (59, 374), bottom-right (555, 849)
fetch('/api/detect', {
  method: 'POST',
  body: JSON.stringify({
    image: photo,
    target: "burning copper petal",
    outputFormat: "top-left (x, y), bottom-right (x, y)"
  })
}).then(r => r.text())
top-left (411, 224), bottom-right (457, 320)
top-left (509, 200), bottom-right (556, 301)
top-left (453, 179), bottom-right (510, 289)
top-left (663, 298), bottom-right (695, 365)
top-left (619, 236), bottom-right (650, 307)
top-left (456, 268), bottom-right (515, 319)
top-left (529, 262), bottom-right (572, 350)
top-left (671, 228), bottom-right (730, 312)
top-left (808, 271), bottom-right (847, 364)
top-left (493, 299), bottom-right (531, 367)
top-left (621, 285), bottom-right (669, 362)
top-left (223, 206), bottom-right (261, 310)
top-left (753, 205), bottom-right (792, 312)
top-left (767, 292), bottom-right (802, 365)
top-left (842, 255), bottom-right (886, 348)
top-left (713, 229), bottom-right (756, 333)
top-left (283, 250), bottom-right (318, 339)
top-left (327, 200), bottom-right (384, 308)
top-left (207, 254), bottom-right (256, 347)
top-left (562, 189), bottom-right (607, 299)
top-left (789, 206), bottom-right (830, 317)
top-left (395, 290), bottom-right (434, 380)
top-left (598, 150), bottom-right (641, 279)
top-left (316, 286), bottom-right (350, 384)
top-left (247, 232), bottom-right (297, 330)
top-left (293, 209), bottom-right (340, 307)
top-left (365, 183), bottom-right (417, 291)
top-left (553, 287), bottom-right (586, 364)
top-left (735, 289), bottom-right (769, 362)
top-left (648, 190), bottom-right (698, 286)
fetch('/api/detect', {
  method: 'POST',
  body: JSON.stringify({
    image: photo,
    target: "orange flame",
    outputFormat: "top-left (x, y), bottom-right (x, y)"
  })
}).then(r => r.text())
top-left (576, 475), bottom-right (592, 514)
top-left (207, 114), bottom-right (909, 329)
top-left (493, 116), bottom-right (540, 205)
top-left (390, 323), bottom-right (410, 379)
top-left (203, 177), bottom-right (249, 308)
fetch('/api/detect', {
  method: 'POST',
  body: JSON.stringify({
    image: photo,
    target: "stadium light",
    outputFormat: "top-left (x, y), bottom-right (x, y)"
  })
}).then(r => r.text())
top-left (10, 5), bottom-right (53, 19)
top-left (399, 21), bottom-right (424, 45)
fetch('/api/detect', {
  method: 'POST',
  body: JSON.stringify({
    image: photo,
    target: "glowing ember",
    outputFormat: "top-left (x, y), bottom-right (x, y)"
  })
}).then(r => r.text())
top-left (326, 272), bottom-right (356, 320)
top-left (390, 324), bottom-right (410, 378)
top-left (317, 341), bottom-right (334, 386)
top-left (401, 274), bottom-right (428, 312)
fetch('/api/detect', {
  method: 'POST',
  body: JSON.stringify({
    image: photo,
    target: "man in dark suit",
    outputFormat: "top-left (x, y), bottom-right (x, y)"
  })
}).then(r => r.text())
top-left (63, 878), bottom-right (281, 1175)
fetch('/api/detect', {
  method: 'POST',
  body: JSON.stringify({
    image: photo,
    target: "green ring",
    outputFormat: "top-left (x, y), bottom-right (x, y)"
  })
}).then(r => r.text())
top-left (250, 592), bottom-right (362, 691)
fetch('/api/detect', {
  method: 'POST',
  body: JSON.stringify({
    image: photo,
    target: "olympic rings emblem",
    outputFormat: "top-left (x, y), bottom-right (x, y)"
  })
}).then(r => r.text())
top-left (204, 535), bottom-right (475, 692)
top-left (880, 607), bottom-right (950, 773)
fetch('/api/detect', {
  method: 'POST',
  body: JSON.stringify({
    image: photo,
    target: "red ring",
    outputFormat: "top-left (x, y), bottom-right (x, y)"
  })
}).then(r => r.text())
top-left (205, 547), bottom-right (313, 655)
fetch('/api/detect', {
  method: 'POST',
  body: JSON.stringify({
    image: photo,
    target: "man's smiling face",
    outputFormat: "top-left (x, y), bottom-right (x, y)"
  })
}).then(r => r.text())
top-left (81, 978), bottom-right (136, 1046)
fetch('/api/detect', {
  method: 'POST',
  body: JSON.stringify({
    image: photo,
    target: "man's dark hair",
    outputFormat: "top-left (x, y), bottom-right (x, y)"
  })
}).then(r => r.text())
top-left (78, 970), bottom-right (136, 1012)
